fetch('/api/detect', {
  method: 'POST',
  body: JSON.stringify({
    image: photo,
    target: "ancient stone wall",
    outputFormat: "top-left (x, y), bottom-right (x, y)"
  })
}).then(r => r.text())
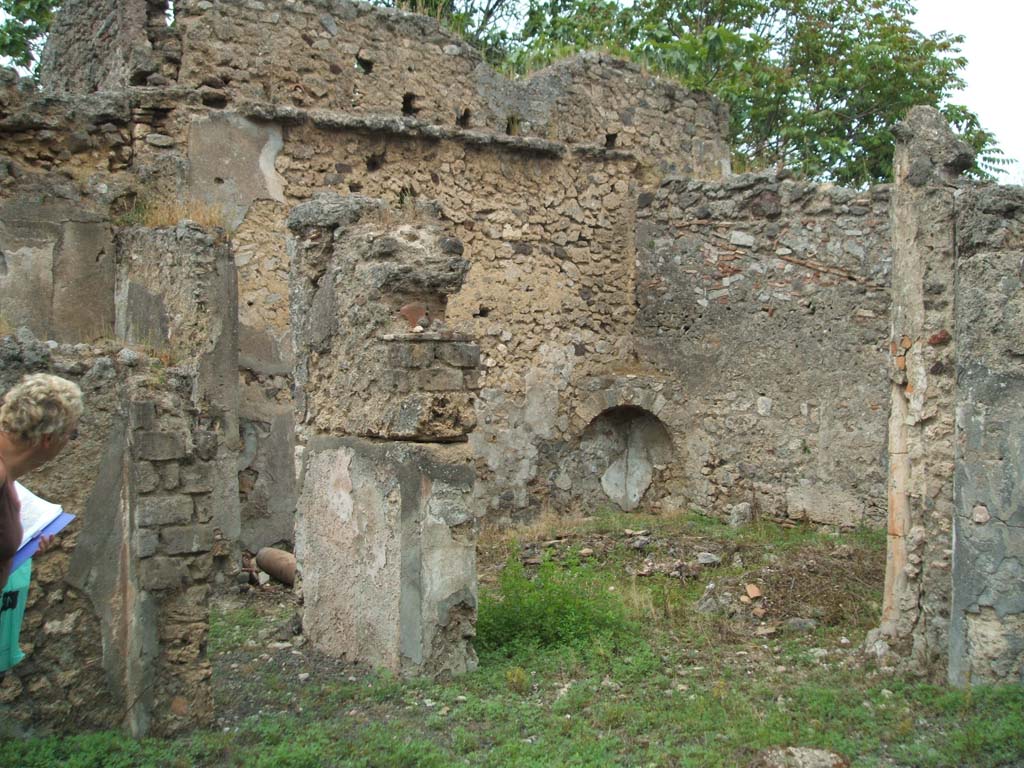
top-left (0, 337), bottom-right (123, 732)
top-left (865, 106), bottom-right (1024, 687)
top-left (871, 107), bottom-right (973, 677)
top-left (0, 73), bottom-right (132, 342)
top-left (0, 336), bottom-right (229, 735)
top-left (170, 0), bottom-right (728, 174)
top-left (633, 172), bottom-right (892, 524)
top-left (115, 223), bottom-right (242, 545)
top-left (39, 0), bottom-right (180, 92)
top-left (1, 0), bottom-right (1018, 723)
top-left (123, 371), bottom-right (231, 735)
top-left (950, 183), bottom-right (1024, 684)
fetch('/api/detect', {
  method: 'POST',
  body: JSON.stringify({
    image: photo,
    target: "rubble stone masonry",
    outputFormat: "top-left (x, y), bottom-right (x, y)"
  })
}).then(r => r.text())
top-left (0, 0), bottom-right (1020, 737)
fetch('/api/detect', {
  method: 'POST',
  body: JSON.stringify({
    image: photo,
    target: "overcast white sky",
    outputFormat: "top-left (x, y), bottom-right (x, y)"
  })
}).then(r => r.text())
top-left (0, 2), bottom-right (1019, 183)
top-left (912, 0), bottom-right (1023, 183)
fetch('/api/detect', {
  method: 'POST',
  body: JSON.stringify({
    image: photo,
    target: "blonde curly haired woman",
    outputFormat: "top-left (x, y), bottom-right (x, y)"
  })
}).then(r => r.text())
top-left (0, 373), bottom-right (83, 590)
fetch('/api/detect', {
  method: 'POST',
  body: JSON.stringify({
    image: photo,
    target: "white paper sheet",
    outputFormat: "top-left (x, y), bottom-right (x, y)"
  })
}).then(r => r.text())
top-left (14, 482), bottom-right (64, 549)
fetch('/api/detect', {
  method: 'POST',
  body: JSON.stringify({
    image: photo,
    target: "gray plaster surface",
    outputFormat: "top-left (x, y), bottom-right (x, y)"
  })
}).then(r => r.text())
top-left (187, 113), bottom-right (286, 231)
top-left (296, 436), bottom-right (477, 676)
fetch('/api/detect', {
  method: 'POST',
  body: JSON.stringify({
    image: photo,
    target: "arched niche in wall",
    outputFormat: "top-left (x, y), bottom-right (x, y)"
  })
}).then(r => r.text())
top-left (579, 406), bottom-right (673, 511)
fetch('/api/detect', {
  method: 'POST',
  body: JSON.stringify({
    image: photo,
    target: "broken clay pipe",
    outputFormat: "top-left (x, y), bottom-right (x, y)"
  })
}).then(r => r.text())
top-left (255, 547), bottom-right (297, 587)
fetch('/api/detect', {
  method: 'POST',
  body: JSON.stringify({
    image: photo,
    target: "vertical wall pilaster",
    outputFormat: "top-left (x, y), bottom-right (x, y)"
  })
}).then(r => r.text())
top-left (874, 107), bottom-right (973, 676)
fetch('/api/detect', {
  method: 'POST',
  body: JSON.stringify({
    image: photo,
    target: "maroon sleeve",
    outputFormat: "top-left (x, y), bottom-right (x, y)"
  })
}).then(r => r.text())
top-left (0, 468), bottom-right (21, 590)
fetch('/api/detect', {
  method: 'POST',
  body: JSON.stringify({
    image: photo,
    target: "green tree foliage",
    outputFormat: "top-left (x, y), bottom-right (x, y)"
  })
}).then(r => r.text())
top-left (0, 0), bottom-right (57, 70)
top-left (505, 0), bottom-right (1005, 185)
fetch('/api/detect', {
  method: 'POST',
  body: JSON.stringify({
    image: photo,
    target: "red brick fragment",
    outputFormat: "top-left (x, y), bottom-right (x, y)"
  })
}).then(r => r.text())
top-left (399, 302), bottom-right (429, 329)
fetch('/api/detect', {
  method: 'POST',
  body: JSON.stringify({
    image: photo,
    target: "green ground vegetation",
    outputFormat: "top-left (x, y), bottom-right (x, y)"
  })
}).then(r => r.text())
top-left (5, 511), bottom-right (1023, 767)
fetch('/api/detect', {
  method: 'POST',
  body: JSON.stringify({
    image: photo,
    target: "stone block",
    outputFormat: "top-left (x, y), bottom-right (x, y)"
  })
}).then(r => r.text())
top-left (435, 342), bottom-right (480, 369)
top-left (386, 394), bottom-right (476, 440)
top-left (137, 495), bottom-right (193, 528)
top-left (189, 553), bottom-right (216, 581)
top-left (180, 463), bottom-right (213, 494)
top-left (193, 430), bottom-right (218, 461)
top-left (136, 528), bottom-right (159, 558)
top-left (139, 556), bottom-right (189, 591)
top-left (387, 341), bottom-right (434, 369)
top-left (194, 496), bottom-right (214, 523)
top-left (383, 369), bottom-right (414, 393)
top-left (134, 461), bottom-right (160, 494)
top-left (160, 524), bottom-right (215, 555)
top-left (418, 367), bottom-right (465, 392)
top-left (135, 431), bottom-right (187, 461)
top-left (130, 401), bottom-right (157, 431)
top-left (159, 462), bottom-right (180, 490)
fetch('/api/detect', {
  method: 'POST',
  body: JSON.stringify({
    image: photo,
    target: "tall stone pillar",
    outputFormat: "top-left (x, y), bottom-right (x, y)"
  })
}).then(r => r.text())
top-left (872, 107), bottom-right (973, 675)
top-left (289, 194), bottom-right (481, 676)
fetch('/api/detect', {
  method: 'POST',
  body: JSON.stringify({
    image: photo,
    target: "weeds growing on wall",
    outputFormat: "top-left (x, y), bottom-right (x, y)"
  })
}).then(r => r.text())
top-left (113, 196), bottom-right (227, 231)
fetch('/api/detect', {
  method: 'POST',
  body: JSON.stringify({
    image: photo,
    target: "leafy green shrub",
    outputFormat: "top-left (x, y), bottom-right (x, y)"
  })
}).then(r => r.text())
top-left (475, 553), bottom-right (633, 656)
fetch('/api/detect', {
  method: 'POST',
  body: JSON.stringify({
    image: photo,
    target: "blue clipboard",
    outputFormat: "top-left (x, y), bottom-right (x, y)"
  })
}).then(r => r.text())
top-left (11, 512), bottom-right (75, 572)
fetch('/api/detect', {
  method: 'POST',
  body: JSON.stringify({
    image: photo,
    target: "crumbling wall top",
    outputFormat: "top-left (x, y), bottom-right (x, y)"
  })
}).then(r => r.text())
top-left (38, 0), bottom-right (730, 176)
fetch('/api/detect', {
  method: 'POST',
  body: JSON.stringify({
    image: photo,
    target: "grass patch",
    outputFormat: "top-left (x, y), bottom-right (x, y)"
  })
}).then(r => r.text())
top-left (476, 552), bottom-right (634, 657)
top-left (114, 196), bottom-right (227, 230)
top-left (6, 516), bottom-right (1023, 768)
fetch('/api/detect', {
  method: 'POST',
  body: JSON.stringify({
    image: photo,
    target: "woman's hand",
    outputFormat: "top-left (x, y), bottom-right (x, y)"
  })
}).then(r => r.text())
top-left (37, 534), bottom-right (57, 553)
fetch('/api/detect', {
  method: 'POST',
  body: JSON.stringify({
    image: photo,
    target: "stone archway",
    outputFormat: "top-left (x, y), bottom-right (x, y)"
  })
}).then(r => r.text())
top-left (579, 406), bottom-right (673, 511)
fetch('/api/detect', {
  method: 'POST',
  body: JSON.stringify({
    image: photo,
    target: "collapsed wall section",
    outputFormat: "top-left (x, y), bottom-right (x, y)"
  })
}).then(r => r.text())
top-left (39, 0), bottom-right (180, 92)
top-left (634, 172), bottom-right (892, 524)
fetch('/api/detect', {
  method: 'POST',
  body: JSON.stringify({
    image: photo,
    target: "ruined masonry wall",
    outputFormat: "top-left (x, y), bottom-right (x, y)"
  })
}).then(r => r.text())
top-left (289, 194), bottom-right (480, 676)
top-left (40, 0), bottom-right (729, 177)
top-left (0, 339), bottom-right (122, 730)
top-left (634, 173), bottom-right (892, 524)
top-left (126, 376), bottom-right (227, 736)
top-left (0, 75), bottom-right (132, 342)
top-left (171, 0), bottom-right (729, 174)
top-left (951, 183), bottom-right (1024, 684)
top-left (39, 0), bottom-right (181, 92)
top-left (0, 225), bottom-right (239, 733)
top-left (115, 224), bottom-right (242, 545)
top-left (0, 339), bottom-right (226, 735)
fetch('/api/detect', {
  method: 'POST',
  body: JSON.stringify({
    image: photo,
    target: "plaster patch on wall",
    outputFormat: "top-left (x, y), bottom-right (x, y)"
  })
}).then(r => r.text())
top-left (187, 114), bottom-right (287, 231)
